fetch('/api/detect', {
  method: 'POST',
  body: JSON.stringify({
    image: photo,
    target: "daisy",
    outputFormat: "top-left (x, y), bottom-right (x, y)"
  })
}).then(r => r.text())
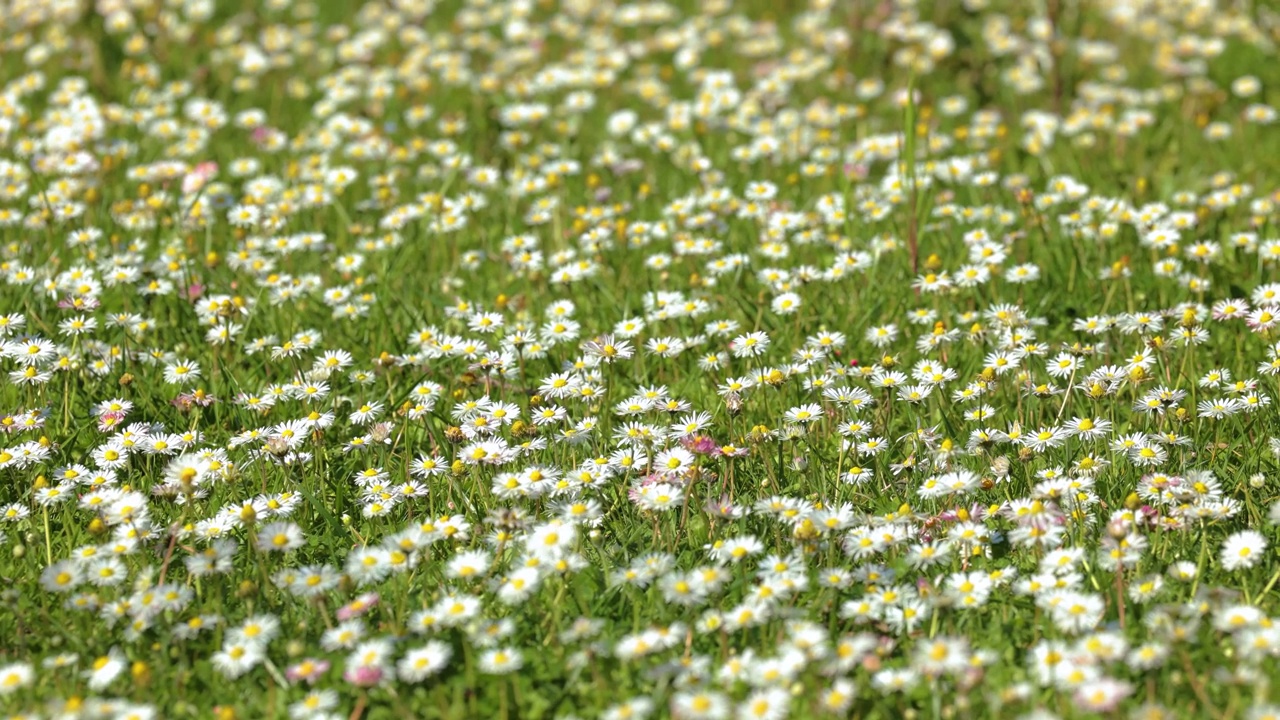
top-left (1220, 530), bottom-right (1267, 571)
top-left (478, 647), bottom-right (523, 674)
top-left (0, 663), bottom-right (33, 695)
top-left (398, 641), bottom-right (452, 682)
top-left (162, 359), bottom-right (201, 385)
top-left (672, 690), bottom-right (730, 720)
top-left (85, 648), bottom-right (128, 690)
top-left (289, 690), bottom-right (339, 717)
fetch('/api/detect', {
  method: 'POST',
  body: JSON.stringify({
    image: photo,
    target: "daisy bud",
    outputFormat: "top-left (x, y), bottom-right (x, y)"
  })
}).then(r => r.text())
top-left (990, 456), bottom-right (1010, 478)
top-left (725, 393), bottom-right (742, 415)
top-left (1106, 518), bottom-right (1128, 540)
top-left (264, 437), bottom-right (290, 457)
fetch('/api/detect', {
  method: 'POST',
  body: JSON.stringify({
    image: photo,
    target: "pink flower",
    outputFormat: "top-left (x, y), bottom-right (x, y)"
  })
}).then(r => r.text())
top-left (626, 474), bottom-right (668, 504)
top-left (936, 503), bottom-right (990, 524)
top-left (337, 592), bottom-right (379, 621)
top-left (680, 435), bottom-right (721, 456)
top-left (285, 658), bottom-right (330, 684)
top-left (704, 496), bottom-right (746, 519)
top-left (1135, 505), bottom-right (1161, 528)
top-left (182, 161), bottom-right (218, 194)
top-left (343, 664), bottom-right (383, 687)
top-left (172, 391), bottom-right (216, 411)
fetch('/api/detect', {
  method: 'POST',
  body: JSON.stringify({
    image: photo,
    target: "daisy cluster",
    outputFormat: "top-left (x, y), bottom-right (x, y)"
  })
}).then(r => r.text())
top-left (0, 0), bottom-right (1278, 718)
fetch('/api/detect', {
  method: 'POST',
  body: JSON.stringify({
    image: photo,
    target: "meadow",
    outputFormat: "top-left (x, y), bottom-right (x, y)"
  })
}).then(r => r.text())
top-left (0, 0), bottom-right (1279, 717)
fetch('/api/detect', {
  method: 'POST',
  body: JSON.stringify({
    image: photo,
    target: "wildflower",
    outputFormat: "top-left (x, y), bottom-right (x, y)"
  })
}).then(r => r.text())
top-left (478, 647), bottom-right (523, 674)
top-left (1074, 678), bottom-right (1133, 712)
top-left (398, 641), bottom-right (452, 682)
top-left (731, 332), bottom-right (771, 358)
top-left (1220, 531), bottom-right (1267, 571)
top-left (673, 691), bottom-right (730, 720)
top-left (0, 663), bottom-right (33, 695)
top-left (285, 658), bottom-right (330, 685)
top-left (85, 648), bottom-right (128, 690)
top-left (162, 359), bottom-right (201, 385)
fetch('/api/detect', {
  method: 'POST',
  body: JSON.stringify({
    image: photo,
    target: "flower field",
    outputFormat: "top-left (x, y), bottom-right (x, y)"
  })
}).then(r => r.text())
top-left (0, 0), bottom-right (1279, 718)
